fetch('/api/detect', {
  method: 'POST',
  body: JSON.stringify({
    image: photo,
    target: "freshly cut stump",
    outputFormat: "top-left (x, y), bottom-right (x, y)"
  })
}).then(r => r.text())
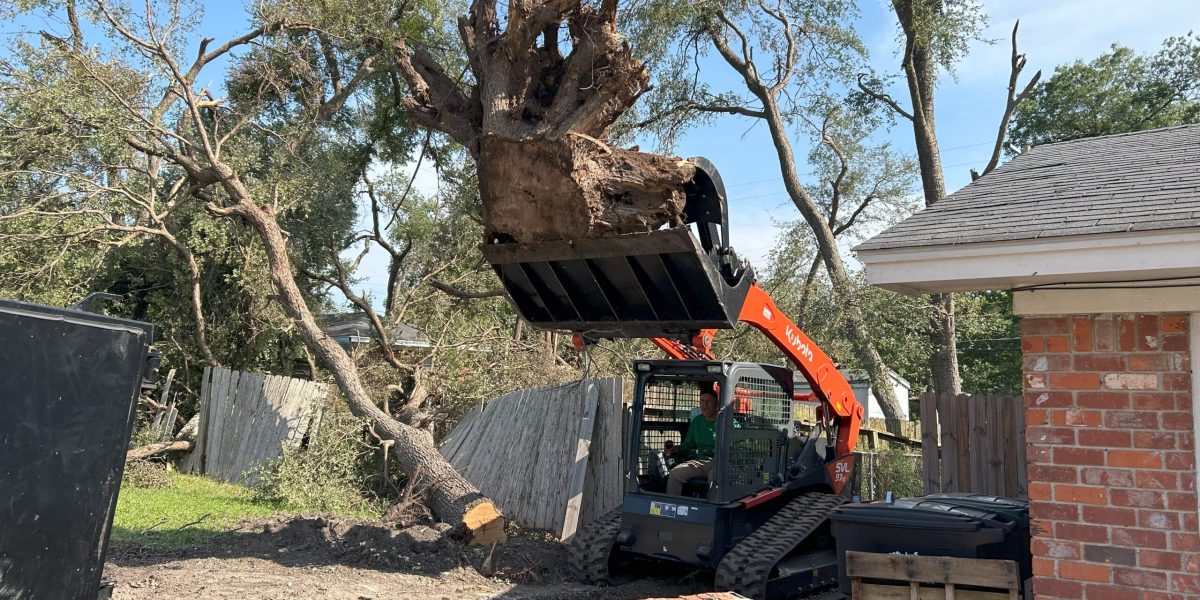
top-left (462, 501), bottom-right (507, 545)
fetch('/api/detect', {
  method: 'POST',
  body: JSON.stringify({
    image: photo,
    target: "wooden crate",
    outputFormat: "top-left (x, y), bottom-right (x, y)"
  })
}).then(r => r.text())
top-left (846, 551), bottom-right (1020, 600)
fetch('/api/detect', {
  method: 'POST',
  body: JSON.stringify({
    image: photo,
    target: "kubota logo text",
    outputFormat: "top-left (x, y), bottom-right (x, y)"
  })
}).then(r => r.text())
top-left (785, 325), bottom-right (815, 362)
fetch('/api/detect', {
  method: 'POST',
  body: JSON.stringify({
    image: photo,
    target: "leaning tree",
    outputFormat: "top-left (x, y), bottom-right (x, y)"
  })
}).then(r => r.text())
top-left (1, 0), bottom-right (510, 544)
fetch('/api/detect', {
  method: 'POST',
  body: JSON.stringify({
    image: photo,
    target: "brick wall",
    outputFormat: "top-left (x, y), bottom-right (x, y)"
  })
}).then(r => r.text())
top-left (1022, 313), bottom-right (1198, 599)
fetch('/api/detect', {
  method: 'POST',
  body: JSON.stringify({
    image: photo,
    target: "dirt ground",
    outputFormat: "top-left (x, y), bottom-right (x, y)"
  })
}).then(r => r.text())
top-left (104, 515), bottom-right (706, 600)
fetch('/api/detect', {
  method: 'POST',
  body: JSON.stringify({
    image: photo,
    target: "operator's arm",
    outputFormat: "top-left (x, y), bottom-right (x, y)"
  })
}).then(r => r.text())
top-left (677, 416), bottom-right (700, 458)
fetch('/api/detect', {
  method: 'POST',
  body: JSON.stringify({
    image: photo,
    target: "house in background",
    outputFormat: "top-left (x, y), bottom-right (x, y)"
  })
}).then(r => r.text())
top-left (795, 369), bottom-right (913, 420)
top-left (858, 125), bottom-right (1200, 600)
top-left (317, 312), bottom-right (432, 350)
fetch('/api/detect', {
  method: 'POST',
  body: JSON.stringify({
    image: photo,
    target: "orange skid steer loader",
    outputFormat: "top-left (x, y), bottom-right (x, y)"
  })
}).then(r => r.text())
top-left (480, 159), bottom-right (864, 600)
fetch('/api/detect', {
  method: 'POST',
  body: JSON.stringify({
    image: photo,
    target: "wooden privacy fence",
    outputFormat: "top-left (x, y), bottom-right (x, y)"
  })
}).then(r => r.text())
top-left (439, 378), bottom-right (623, 540)
top-left (920, 393), bottom-right (1027, 498)
top-left (181, 366), bottom-right (330, 484)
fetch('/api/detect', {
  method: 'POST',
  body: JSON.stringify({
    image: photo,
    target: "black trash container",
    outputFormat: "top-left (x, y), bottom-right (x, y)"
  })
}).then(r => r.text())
top-left (0, 298), bottom-right (155, 600)
top-left (831, 494), bottom-right (1032, 598)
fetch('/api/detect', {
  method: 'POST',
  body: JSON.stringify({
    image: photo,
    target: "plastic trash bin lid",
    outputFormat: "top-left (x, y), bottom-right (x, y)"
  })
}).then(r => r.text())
top-left (832, 504), bottom-right (1005, 533)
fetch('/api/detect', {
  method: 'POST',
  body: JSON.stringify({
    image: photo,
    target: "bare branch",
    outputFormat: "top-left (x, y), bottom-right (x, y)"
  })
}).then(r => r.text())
top-left (317, 54), bottom-right (380, 120)
top-left (975, 20), bottom-right (1041, 180)
top-left (756, 0), bottom-right (798, 93)
top-left (65, 0), bottom-right (83, 49)
top-left (708, 12), bottom-right (756, 85)
top-left (856, 74), bottom-right (914, 121)
top-left (317, 32), bottom-right (343, 92)
top-left (635, 100), bottom-right (766, 128)
top-left (820, 116), bottom-right (850, 227)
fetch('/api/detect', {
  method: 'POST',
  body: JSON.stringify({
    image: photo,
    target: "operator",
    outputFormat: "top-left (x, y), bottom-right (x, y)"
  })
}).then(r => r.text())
top-left (665, 389), bottom-right (718, 496)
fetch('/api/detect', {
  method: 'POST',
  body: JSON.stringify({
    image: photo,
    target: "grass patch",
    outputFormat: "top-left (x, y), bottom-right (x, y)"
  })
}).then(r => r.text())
top-left (112, 472), bottom-right (280, 549)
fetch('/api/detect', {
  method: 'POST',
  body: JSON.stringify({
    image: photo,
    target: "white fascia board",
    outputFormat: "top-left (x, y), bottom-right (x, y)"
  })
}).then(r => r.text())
top-left (1013, 287), bottom-right (1200, 315)
top-left (857, 229), bottom-right (1200, 295)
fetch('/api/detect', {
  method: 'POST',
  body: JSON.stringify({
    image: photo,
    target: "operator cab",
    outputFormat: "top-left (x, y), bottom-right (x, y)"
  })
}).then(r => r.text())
top-left (629, 359), bottom-right (834, 505)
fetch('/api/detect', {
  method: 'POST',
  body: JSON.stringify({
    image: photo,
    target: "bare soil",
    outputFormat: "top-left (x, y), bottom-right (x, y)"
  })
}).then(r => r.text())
top-left (104, 515), bottom-right (705, 600)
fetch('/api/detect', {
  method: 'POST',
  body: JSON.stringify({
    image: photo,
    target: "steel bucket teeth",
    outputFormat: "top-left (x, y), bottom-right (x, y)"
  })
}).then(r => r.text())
top-left (481, 227), bottom-right (753, 339)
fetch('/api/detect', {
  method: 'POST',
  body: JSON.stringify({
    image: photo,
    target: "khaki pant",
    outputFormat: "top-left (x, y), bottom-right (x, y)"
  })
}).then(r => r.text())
top-left (666, 460), bottom-right (714, 496)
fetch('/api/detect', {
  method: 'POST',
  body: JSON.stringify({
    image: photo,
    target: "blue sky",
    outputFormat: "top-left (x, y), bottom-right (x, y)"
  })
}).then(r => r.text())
top-left (9, 0), bottom-right (1199, 305)
top-left (678, 0), bottom-right (1200, 267)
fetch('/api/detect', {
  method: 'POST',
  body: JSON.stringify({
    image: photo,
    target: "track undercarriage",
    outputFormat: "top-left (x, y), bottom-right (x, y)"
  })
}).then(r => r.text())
top-left (569, 492), bottom-right (848, 600)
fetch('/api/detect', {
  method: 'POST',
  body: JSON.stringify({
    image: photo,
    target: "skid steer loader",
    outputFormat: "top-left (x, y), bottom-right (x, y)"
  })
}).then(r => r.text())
top-left (480, 158), bottom-right (864, 600)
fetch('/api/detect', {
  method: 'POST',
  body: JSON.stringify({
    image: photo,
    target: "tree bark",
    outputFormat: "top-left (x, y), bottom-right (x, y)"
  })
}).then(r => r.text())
top-left (127, 440), bottom-right (193, 461)
top-left (394, 0), bottom-right (696, 244)
top-left (207, 167), bottom-right (504, 544)
top-left (893, 0), bottom-right (962, 396)
top-left (703, 14), bottom-right (906, 419)
top-left (759, 101), bottom-right (906, 420)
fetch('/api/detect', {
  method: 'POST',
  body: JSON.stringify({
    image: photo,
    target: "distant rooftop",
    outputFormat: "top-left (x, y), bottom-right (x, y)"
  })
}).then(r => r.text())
top-left (857, 124), bottom-right (1200, 252)
top-left (317, 312), bottom-right (431, 348)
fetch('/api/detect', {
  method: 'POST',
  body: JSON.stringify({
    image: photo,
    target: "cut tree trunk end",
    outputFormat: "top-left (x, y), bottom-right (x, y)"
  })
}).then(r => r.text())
top-left (461, 502), bottom-right (507, 545)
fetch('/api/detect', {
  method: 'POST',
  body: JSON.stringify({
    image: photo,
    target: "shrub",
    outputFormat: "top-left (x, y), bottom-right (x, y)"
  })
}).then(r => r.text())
top-left (250, 401), bottom-right (388, 517)
top-left (122, 459), bottom-right (175, 489)
top-left (857, 448), bottom-right (924, 500)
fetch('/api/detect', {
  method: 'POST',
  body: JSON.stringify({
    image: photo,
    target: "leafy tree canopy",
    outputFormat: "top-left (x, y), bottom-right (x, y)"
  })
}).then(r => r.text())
top-left (1009, 33), bottom-right (1200, 149)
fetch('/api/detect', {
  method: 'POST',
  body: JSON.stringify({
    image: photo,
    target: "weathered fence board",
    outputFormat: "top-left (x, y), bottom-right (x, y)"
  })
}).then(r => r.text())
top-left (181, 367), bottom-right (329, 484)
top-left (921, 393), bottom-right (1026, 498)
top-left (920, 393), bottom-right (939, 493)
top-left (439, 378), bottom-right (624, 540)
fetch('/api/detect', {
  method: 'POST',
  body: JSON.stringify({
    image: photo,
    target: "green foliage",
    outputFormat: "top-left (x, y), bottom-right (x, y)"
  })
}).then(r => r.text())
top-left (624, 0), bottom-right (870, 152)
top-left (751, 228), bottom-right (1021, 397)
top-left (895, 0), bottom-right (987, 79)
top-left (858, 449), bottom-right (924, 500)
top-left (1009, 34), bottom-right (1200, 149)
top-left (251, 401), bottom-right (388, 516)
top-left (113, 472), bottom-right (279, 549)
top-left (956, 291), bottom-right (1021, 395)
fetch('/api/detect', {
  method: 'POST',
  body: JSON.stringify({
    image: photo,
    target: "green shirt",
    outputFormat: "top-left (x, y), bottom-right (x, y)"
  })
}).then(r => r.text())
top-left (680, 414), bottom-right (716, 461)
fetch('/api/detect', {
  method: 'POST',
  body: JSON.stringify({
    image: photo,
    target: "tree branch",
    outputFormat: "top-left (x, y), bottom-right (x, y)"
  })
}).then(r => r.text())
top-left (974, 20), bottom-right (1041, 180)
top-left (429, 279), bottom-right (505, 299)
top-left (635, 100), bottom-right (766, 127)
top-left (856, 74), bottom-right (914, 121)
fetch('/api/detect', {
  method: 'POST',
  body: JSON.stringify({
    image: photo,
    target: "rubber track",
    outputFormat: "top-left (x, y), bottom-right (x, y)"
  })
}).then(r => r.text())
top-left (567, 508), bottom-right (623, 585)
top-left (714, 493), bottom-right (847, 600)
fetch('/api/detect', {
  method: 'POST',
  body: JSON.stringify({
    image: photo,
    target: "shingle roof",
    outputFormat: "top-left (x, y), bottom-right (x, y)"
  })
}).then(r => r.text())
top-left (856, 124), bottom-right (1200, 252)
top-left (317, 312), bottom-right (431, 346)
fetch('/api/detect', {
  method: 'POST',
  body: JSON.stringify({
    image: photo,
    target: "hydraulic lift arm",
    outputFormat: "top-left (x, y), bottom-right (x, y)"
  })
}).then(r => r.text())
top-left (484, 157), bottom-right (863, 457)
top-left (646, 283), bottom-right (864, 457)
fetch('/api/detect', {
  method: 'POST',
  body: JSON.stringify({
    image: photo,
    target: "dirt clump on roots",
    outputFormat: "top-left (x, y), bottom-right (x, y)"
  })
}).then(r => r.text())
top-left (105, 514), bottom-right (701, 599)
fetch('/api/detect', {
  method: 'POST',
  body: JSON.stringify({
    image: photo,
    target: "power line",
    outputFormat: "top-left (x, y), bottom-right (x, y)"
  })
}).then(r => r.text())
top-left (720, 140), bottom-right (997, 189)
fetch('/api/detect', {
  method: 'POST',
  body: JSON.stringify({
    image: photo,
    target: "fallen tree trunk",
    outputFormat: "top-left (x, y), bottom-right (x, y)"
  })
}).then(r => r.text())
top-left (395, 0), bottom-right (696, 244)
top-left (126, 439), bottom-right (193, 461)
top-left (206, 170), bottom-right (505, 545)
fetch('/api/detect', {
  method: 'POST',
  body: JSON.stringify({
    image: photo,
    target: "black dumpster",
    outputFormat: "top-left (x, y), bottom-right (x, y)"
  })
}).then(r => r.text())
top-left (0, 298), bottom-right (155, 600)
top-left (831, 494), bottom-right (1032, 598)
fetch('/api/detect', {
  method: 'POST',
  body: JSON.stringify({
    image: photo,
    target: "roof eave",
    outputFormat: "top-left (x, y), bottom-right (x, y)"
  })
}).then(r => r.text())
top-left (858, 228), bottom-right (1200, 294)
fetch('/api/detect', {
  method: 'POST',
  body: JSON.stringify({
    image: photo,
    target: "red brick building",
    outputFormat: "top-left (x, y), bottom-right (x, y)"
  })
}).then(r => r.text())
top-left (857, 125), bottom-right (1200, 599)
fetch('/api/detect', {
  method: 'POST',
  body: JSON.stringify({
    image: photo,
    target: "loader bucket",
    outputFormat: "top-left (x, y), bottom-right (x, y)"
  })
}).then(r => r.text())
top-left (481, 227), bottom-right (754, 338)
